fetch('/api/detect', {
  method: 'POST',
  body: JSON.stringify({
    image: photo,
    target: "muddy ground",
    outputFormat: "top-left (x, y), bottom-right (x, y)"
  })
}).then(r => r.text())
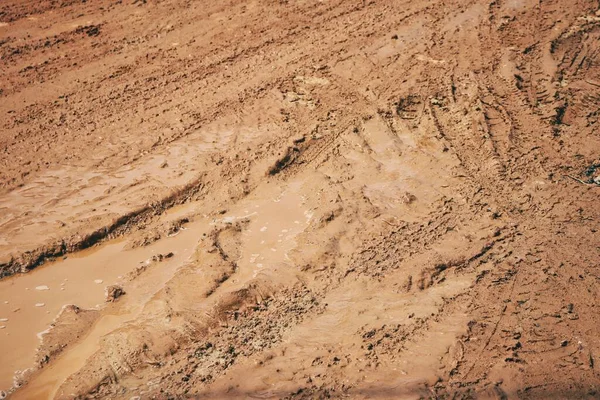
top-left (1, 0), bottom-right (600, 398)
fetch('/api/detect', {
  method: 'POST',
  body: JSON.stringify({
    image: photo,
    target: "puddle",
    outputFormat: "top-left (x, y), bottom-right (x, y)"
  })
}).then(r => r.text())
top-left (0, 216), bottom-right (210, 395)
top-left (5, 178), bottom-right (314, 398)
top-left (235, 180), bottom-right (312, 282)
top-left (0, 239), bottom-right (124, 391)
top-left (207, 179), bottom-right (314, 295)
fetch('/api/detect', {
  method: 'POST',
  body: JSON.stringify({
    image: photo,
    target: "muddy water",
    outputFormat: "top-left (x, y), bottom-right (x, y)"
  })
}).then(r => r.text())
top-left (0, 216), bottom-right (210, 395)
top-left (6, 178), bottom-right (313, 399)
top-left (216, 180), bottom-right (313, 289)
top-left (0, 239), bottom-right (127, 391)
top-left (7, 219), bottom-right (210, 399)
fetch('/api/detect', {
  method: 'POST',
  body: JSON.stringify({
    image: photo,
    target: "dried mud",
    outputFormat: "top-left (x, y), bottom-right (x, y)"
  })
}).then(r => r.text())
top-left (1, 0), bottom-right (600, 399)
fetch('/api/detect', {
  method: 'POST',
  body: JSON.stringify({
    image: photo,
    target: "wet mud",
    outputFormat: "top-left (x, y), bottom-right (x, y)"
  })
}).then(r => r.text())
top-left (1, 0), bottom-right (600, 399)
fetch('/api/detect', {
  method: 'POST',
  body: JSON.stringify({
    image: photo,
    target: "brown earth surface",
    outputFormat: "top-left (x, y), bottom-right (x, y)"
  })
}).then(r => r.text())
top-left (1, 0), bottom-right (600, 398)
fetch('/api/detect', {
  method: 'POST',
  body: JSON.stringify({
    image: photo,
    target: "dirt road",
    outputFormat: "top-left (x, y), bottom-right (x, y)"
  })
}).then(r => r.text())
top-left (1, 0), bottom-right (600, 398)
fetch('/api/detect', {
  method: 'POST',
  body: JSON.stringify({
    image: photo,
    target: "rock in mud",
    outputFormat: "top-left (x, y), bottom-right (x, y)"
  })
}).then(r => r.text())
top-left (152, 252), bottom-right (174, 262)
top-left (105, 285), bottom-right (126, 302)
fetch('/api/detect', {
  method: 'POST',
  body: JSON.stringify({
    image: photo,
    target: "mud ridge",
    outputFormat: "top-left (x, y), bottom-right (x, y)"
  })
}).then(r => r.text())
top-left (0, 176), bottom-right (205, 279)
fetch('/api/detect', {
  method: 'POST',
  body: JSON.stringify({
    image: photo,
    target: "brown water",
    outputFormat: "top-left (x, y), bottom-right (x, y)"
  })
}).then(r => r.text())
top-left (0, 239), bottom-right (128, 391)
top-left (213, 179), bottom-right (313, 291)
top-left (5, 178), bottom-right (313, 399)
top-left (6, 217), bottom-right (209, 398)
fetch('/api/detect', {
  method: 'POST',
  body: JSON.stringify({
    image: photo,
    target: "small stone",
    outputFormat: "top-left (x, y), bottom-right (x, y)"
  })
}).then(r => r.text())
top-left (35, 285), bottom-right (50, 291)
top-left (401, 192), bottom-right (417, 204)
top-left (94, 279), bottom-right (103, 284)
top-left (567, 303), bottom-right (574, 313)
top-left (0, 318), bottom-right (8, 322)
top-left (513, 332), bottom-right (521, 340)
top-left (561, 340), bottom-right (568, 347)
top-left (0, 326), bottom-right (5, 330)
top-left (105, 285), bottom-right (126, 302)
top-left (35, 303), bottom-right (45, 307)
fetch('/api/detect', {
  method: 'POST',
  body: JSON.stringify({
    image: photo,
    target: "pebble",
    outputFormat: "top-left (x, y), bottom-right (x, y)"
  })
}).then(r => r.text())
top-left (0, 326), bottom-right (5, 330)
top-left (0, 318), bottom-right (7, 322)
top-left (35, 285), bottom-right (50, 291)
top-left (260, 226), bottom-right (268, 232)
top-left (35, 303), bottom-right (45, 307)
top-left (94, 279), bottom-right (104, 284)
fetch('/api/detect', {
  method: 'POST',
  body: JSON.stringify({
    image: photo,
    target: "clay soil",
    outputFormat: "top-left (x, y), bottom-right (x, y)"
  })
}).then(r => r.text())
top-left (1, 0), bottom-right (600, 398)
